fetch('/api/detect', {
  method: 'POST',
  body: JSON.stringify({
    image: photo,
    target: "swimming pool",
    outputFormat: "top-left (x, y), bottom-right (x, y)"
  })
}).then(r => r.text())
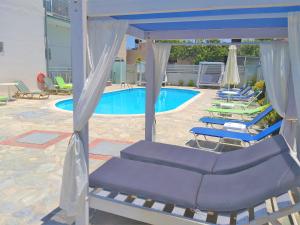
top-left (55, 88), bottom-right (200, 115)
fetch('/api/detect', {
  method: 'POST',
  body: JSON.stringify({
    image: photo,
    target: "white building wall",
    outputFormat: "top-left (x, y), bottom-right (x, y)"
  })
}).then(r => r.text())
top-left (46, 17), bottom-right (126, 83)
top-left (0, 0), bottom-right (46, 93)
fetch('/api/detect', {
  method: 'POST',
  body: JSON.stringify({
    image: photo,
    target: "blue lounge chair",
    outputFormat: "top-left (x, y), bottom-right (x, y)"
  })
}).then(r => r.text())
top-left (200, 105), bottom-right (273, 128)
top-left (218, 86), bottom-right (251, 97)
top-left (190, 120), bottom-right (282, 150)
top-left (218, 87), bottom-right (254, 97)
top-left (218, 84), bottom-right (248, 93)
top-left (217, 91), bottom-right (261, 102)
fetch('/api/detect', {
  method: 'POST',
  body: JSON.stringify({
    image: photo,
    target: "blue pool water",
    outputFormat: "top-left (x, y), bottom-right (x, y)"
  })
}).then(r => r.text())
top-left (55, 88), bottom-right (200, 115)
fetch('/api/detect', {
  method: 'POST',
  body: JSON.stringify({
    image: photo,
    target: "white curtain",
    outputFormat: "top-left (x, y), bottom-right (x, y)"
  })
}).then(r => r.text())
top-left (260, 42), bottom-right (290, 116)
top-left (222, 45), bottom-right (240, 87)
top-left (60, 19), bottom-right (128, 217)
top-left (152, 43), bottom-right (171, 101)
top-left (288, 12), bottom-right (300, 158)
top-left (150, 43), bottom-right (171, 141)
top-left (260, 42), bottom-right (298, 153)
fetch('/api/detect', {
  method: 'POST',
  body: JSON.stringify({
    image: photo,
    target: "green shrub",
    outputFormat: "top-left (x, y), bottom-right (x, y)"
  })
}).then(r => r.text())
top-left (257, 97), bottom-right (266, 106)
top-left (136, 57), bottom-right (142, 63)
top-left (252, 80), bottom-right (266, 100)
top-left (264, 111), bottom-right (282, 127)
top-left (253, 80), bottom-right (265, 91)
top-left (187, 80), bottom-right (195, 87)
top-left (178, 80), bottom-right (184, 86)
top-left (257, 97), bottom-right (282, 127)
top-left (253, 80), bottom-right (281, 128)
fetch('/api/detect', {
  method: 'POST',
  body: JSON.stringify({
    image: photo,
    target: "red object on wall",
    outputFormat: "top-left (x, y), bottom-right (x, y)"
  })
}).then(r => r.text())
top-left (37, 72), bottom-right (46, 90)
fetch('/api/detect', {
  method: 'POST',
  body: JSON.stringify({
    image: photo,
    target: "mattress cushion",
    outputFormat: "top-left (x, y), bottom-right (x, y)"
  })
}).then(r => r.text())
top-left (90, 157), bottom-right (203, 208)
top-left (121, 135), bottom-right (288, 175)
top-left (121, 140), bottom-right (217, 174)
top-left (197, 153), bottom-right (300, 212)
top-left (213, 135), bottom-right (289, 174)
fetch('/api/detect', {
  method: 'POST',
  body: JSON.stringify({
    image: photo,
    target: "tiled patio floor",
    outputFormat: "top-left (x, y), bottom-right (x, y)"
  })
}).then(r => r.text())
top-left (0, 130), bottom-right (71, 149)
top-left (0, 85), bottom-right (219, 224)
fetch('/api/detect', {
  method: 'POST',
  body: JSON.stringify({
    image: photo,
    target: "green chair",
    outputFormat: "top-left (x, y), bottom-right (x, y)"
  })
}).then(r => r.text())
top-left (44, 77), bottom-right (71, 95)
top-left (55, 76), bottom-right (73, 90)
top-left (207, 104), bottom-right (270, 119)
top-left (0, 96), bottom-right (8, 105)
top-left (14, 80), bottom-right (49, 99)
top-left (212, 91), bottom-right (262, 108)
top-left (211, 100), bottom-right (258, 109)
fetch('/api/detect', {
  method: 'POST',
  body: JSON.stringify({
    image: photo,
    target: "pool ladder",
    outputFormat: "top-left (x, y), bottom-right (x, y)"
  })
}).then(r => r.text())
top-left (121, 82), bottom-right (133, 90)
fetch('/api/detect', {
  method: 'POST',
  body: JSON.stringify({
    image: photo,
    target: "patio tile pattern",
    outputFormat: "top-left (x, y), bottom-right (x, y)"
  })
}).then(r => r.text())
top-left (0, 130), bottom-right (71, 149)
top-left (89, 138), bottom-right (133, 156)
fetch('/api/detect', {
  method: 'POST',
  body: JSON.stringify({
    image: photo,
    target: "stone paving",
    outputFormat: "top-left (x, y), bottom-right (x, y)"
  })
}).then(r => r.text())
top-left (0, 85), bottom-right (218, 225)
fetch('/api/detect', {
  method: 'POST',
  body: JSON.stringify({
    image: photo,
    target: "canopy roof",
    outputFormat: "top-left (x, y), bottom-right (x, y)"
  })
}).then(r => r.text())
top-left (88, 0), bottom-right (300, 40)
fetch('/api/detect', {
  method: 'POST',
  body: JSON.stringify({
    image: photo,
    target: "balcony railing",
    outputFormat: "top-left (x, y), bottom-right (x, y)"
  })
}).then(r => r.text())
top-left (48, 67), bottom-right (72, 83)
top-left (44, 0), bottom-right (69, 20)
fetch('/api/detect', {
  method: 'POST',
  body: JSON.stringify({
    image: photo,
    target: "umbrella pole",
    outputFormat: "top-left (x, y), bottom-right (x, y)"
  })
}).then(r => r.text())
top-left (227, 83), bottom-right (230, 102)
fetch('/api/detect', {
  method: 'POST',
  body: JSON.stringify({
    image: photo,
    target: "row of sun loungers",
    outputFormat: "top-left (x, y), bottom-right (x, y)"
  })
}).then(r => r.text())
top-left (200, 105), bottom-right (273, 128)
top-left (218, 84), bottom-right (249, 94)
top-left (190, 120), bottom-right (282, 149)
top-left (189, 84), bottom-right (279, 150)
top-left (218, 91), bottom-right (262, 102)
top-left (207, 103), bottom-right (269, 118)
top-left (218, 85), bottom-right (252, 96)
top-left (12, 76), bottom-right (72, 100)
top-left (14, 80), bottom-right (49, 99)
top-left (217, 85), bottom-right (263, 105)
top-left (44, 77), bottom-right (72, 95)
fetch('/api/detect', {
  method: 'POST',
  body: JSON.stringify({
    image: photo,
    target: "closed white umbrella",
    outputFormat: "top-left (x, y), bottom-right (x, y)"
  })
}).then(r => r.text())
top-left (222, 45), bottom-right (240, 89)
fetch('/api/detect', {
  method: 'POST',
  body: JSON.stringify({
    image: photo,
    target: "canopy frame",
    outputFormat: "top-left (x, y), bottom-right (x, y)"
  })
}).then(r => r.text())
top-left (69, 1), bottom-right (300, 224)
top-left (87, 0), bottom-right (300, 17)
top-left (87, 1), bottom-right (300, 40)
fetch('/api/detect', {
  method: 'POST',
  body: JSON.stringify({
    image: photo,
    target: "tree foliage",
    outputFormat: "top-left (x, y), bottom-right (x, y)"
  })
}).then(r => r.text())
top-left (160, 39), bottom-right (261, 64)
top-left (238, 45), bottom-right (260, 57)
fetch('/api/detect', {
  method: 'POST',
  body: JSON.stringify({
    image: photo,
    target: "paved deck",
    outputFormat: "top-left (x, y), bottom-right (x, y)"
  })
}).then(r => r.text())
top-left (0, 85), bottom-right (219, 224)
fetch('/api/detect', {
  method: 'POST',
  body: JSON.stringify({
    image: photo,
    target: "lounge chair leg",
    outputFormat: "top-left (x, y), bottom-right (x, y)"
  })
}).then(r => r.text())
top-left (215, 138), bottom-right (223, 151)
top-left (193, 134), bottom-right (202, 149)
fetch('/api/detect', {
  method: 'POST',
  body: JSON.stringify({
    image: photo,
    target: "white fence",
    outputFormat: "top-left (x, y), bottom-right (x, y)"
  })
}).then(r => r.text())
top-left (166, 64), bottom-right (199, 86)
top-left (47, 60), bottom-right (259, 87)
top-left (125, 63), bottom-right (252, 86)
top-left (126, 64), bottom-right (202, 86)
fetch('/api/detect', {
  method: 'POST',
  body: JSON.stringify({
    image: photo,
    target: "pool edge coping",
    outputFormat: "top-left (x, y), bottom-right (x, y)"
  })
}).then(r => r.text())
top-left (50, 87), bottom-right (203, 118)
